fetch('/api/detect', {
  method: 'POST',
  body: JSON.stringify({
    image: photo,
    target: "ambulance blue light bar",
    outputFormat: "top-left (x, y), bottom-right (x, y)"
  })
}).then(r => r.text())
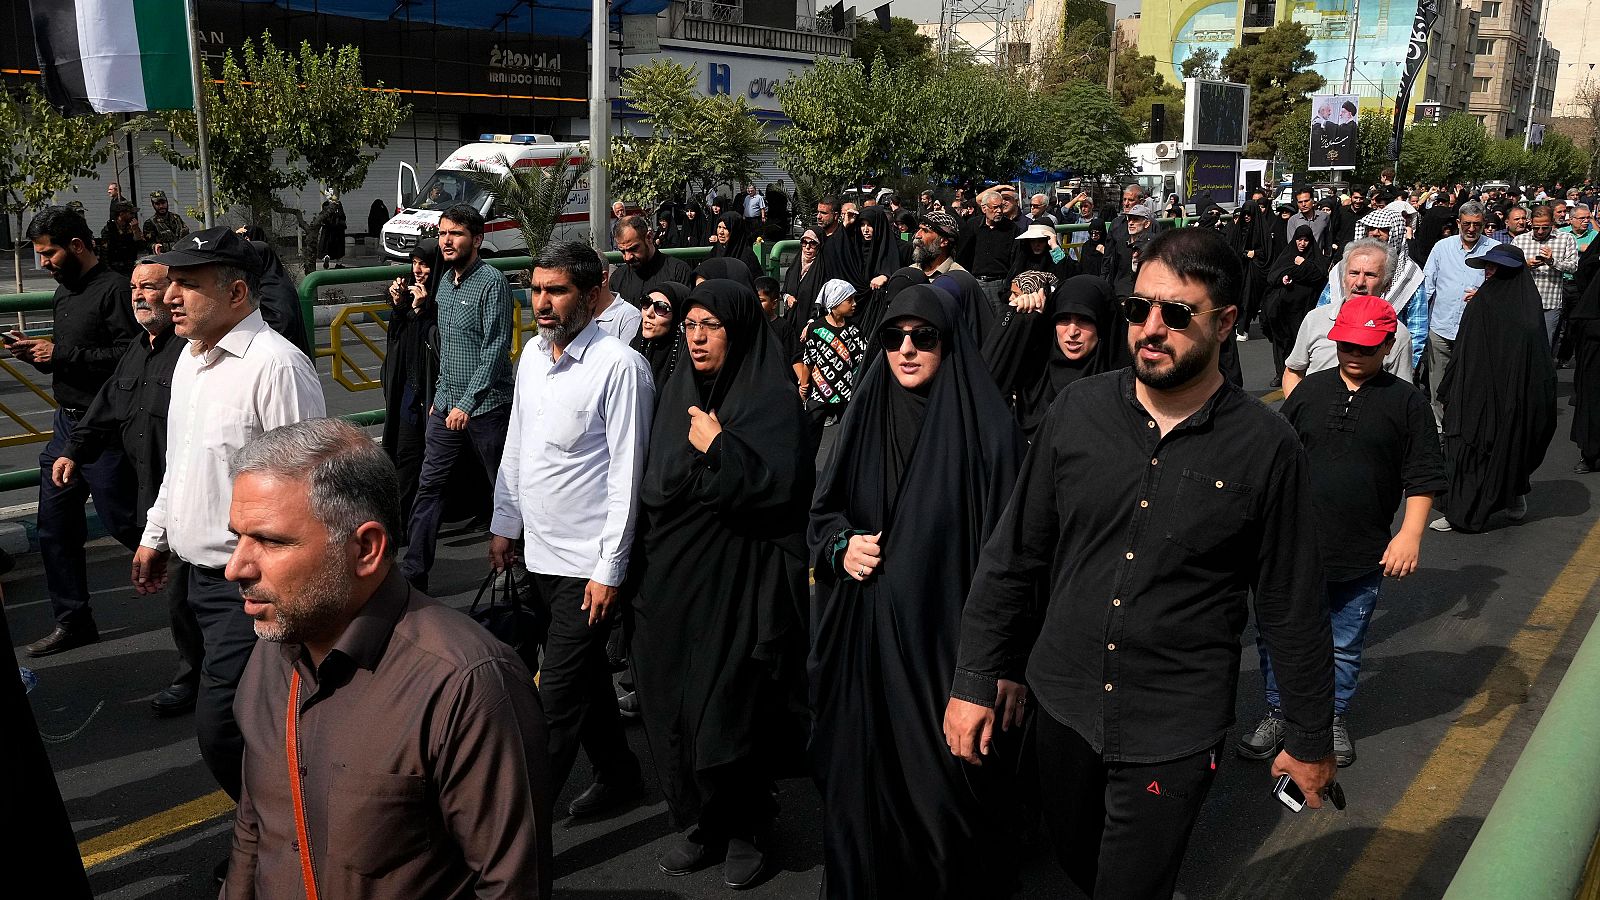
top-left (478, 134), bottom-right (540, 144)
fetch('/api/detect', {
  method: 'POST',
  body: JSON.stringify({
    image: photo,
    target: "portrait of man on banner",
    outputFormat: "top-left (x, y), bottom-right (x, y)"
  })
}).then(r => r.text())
top-left (1310, 93), bottom-right (1359, 170)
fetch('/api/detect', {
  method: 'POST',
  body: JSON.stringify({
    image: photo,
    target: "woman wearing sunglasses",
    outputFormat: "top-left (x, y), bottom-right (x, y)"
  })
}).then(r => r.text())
top-left (781, 228), bottom-right (824, 323)
top-left (631, 283), bottom-right (688, 397)
top-left (809, 283), bottom-right (1026, 898)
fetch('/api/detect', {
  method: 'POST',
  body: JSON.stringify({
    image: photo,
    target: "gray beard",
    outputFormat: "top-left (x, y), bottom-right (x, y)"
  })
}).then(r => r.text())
top-left (539, 304), bottom-right (596, 345)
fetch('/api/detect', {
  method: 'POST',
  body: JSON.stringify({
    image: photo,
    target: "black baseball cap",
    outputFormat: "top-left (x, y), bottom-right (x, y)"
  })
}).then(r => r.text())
top-left (149, 226), bottom-right (261, 273)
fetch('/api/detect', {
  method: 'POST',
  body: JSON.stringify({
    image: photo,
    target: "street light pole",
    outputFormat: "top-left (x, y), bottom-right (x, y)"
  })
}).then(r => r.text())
top-left (590, 0), bottom-right (610, 247)
top-left (1343, 0), bottom-right (1361, 94)
top-left (1524, 0), bottom-right (1551, 151)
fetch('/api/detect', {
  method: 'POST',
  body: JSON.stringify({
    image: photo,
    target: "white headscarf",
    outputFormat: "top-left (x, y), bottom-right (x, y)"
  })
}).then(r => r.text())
top-left (818, 278), bottom-right (857, 313)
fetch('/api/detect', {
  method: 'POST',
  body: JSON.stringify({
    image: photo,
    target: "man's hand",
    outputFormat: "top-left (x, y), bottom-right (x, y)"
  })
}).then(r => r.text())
top-left (842, 532), bottom-right (882, 581)
top-left (1010, 289), bottom-right (1047, 314)
top-left (50, 457), bottom-right (77, 487)
top-left (995, 678), bottom-right (1028, 731)
top-left (11, 337), bottom-right (52, 365)
top-left (1271, 750), bottom-right (1337, 809)
top-left (131, 546), bottom-right (170, 596)
top-left (488, 534), bottom-right (517, 572)
top-left (944, 695), bottom-right (997, 766)
top-left (687, 406), bottom-right (722, 454)
top-left (582, 581), bottom-right (619, 627)
top-left (444, 407), bottom-right (469, 431)
top-left (1381, 530), bottom-right (1422, 578)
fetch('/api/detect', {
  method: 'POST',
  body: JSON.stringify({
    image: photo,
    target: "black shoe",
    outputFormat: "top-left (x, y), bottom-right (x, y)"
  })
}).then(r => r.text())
top-left (27, 624), bottom-right (99, 657)
top-left (1576, 459), bottom-right (1593, 475)
top-left (567, 777), bottom-right (643, 818)
top-left (659, 831), bottom-right (723, 876)
top-left (723, 837), bottom-right (768, 890)
top-left (617, 689), bottom-right (640, 720)
top-left (150, 682), bottom-right (197, 717)
top-left (1269, 375), bottom-right (1283, 389)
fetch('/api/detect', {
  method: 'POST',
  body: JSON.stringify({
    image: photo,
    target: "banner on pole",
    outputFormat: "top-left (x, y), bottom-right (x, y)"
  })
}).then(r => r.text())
top-left (29, 0), bottom-right (196, 116)
top-left (1389, 0), bottom-right (1438, 164)
top-left (1309, 94), bottom-right (1359, 170)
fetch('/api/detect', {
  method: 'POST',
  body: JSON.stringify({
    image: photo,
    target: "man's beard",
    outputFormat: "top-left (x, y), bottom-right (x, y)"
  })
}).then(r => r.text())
top-left (49, 253), bottom-right (83, 284)
top-left (912, 238), bottom-right (940, 266)
top-left (246, 547), bottom-right (353, 645)
top-left (1132, 333), bottom-right (1215, 390)
top-left (538, 302), bottom-right (596, 345)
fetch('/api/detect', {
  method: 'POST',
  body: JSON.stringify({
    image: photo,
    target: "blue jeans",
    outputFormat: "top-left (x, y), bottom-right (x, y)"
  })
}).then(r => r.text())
top-left (38, 408), bottom-right (140, 628)
top-left (1258, 570), bottom-right (1382, 716)
top-left (401, 405), bottom-right (509, 586)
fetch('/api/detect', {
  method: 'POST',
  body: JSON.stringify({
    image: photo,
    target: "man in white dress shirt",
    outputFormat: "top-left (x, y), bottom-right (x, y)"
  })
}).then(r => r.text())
top-left (490, 241), bottom-right (654, 818)
top-left (593, 249), bottom-right (643, 344)
top-left (131, 227), bottom-right (325, 802)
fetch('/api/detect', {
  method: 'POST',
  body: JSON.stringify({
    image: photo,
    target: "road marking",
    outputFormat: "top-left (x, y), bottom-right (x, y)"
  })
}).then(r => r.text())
top-left (78, 790), bottom-right (234, 869)
top-left (1261, 389), bottom-right (1284, 404)
top-left (1336, 514), bottom-right (1600, 896)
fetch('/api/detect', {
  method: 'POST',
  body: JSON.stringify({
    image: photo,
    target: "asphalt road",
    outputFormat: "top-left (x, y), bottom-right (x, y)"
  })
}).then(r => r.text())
top-left (7, 333), bottom-right (1600, 899)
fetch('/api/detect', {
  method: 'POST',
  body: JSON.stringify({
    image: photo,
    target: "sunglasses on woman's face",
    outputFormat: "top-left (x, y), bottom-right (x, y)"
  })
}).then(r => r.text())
top-left (801, 238), bottom-right (820, 247)
top-left (879, 325), bottom-right (941, 352)
top-left (645, 299), bottom-right (673, 318)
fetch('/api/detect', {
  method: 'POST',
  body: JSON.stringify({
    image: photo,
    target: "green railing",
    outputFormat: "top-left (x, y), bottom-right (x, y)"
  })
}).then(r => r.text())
top-left (1442, 604), bottom-right (1600, 900)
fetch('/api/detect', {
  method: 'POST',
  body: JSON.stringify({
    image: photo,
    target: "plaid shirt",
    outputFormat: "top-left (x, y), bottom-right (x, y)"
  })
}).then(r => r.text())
top-left (1512, 230), bottom-right (1579, 311)
top-left (433, 257), bottom-right (514, 415)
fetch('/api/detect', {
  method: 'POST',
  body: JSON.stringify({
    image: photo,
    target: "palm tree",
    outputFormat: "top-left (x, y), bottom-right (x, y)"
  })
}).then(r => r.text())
top-left (459, 149), bottom-right (593, 255)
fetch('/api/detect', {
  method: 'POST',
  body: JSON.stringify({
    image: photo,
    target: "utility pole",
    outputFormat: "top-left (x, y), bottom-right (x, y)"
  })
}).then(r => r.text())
top-left (590, 0), bottom-right (610, 245)
top-left (1524, 0), bottom-right (1551, 151)
top-left (1343, 0), bottom-right (1361, 94)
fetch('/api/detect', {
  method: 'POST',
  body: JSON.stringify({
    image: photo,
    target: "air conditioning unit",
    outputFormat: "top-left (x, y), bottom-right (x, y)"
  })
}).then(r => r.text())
top-left (1154, 142), bottom-right (1177, 160)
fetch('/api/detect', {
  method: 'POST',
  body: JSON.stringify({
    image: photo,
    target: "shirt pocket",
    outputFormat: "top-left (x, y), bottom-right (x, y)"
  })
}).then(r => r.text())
top-left (146, 376), bottom-right (172, 422)
top-left (327, 770), bottom-right (432, 877)
top-left (1165, 468), bottom-right (1256, 556)
top-left (541, 401), bottom-right (596, 453)
top-left (109, 376), bottom-right (139, 421)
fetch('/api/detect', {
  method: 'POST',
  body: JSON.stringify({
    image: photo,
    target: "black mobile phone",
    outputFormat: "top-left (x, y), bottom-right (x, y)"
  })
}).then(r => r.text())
top-left (2, 331), bottom-right (21, 345)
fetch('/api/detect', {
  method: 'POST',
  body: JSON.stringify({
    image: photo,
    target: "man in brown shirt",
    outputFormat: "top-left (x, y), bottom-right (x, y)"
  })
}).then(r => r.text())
top-left (221, 419), bottom-right (552, 899)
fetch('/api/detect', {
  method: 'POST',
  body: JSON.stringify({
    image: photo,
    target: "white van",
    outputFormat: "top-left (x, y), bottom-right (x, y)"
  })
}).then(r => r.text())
top-left (381, 134), bottom-right (590, 260)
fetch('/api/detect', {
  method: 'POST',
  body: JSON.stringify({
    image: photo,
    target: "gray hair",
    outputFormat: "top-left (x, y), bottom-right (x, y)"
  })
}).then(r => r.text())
top-left (1457, 201), bottom-right (1486, 219)
top-left (1576, 204), bottom-right (1592, 215)
top-left (212, 263), bottom-right (260, 310)
top-left (229, 419), bottom-right (401, 557)
top-left (1343, 238), bottom-right (1393, 289)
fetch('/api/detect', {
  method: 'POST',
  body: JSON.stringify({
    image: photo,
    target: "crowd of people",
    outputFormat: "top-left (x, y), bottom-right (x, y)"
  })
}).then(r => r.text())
top-left (8, 166), bottom-right (1599, 899)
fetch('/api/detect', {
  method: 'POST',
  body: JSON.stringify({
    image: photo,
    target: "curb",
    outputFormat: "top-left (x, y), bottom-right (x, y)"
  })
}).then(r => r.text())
top-left (0, 500), bottom-right (107, 556)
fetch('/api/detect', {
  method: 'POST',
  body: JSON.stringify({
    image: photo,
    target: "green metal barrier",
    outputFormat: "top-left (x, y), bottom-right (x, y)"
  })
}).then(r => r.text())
top-left (1442, 605), bottom-right (1600, 900)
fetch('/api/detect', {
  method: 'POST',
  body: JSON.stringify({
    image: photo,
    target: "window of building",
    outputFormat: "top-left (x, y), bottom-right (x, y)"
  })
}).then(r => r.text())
top-left (1475, 38), bottom-right (1496, 54)
top-left (1472, 76), bottom-right (1491, 92)
top-left (1480, 1), bottom-right (1500, 17)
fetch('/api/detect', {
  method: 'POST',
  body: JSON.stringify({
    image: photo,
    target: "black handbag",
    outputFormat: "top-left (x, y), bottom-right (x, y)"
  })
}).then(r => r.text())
top-left (468, 568), bottom-right (550, 673)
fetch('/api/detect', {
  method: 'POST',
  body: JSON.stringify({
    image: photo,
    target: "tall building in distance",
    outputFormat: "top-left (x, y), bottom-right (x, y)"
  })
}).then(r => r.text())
top-left (1135, 1), bottom-right (1492, 128)
top-left (1467, 0), bottom-right (1558, 138)
top-left (1539, 0), bottom-right (1597, 119)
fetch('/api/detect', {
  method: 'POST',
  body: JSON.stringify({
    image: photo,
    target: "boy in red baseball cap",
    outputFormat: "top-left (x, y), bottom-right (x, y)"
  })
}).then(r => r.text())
top-left (1238, 295), bottom-right (1445, 768)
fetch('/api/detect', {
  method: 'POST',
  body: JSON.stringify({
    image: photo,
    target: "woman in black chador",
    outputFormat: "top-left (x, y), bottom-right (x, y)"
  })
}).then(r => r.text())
top-left (631, 279), bottom-right (813, 888)
top-left (381, 237), bottom-right (443, 528)
top-left (808, 283), bottom-right (1027, 898)
top-left (1261, 224), bottom-right (1328, 383)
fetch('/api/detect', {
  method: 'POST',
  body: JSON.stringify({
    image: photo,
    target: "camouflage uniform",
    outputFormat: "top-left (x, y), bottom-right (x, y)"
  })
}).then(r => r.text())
top-left (142, 191), bottom-right (189, 250)
top-left (101, 202), bottom-right (149, 276)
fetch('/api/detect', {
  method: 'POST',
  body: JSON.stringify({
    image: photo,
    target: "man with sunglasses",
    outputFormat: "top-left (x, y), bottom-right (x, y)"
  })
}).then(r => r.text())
top-left (945, 227), bottom-right (1334, 900)
top-left (609, 216), bottom-right (693, 306)
top-left (1512, 205), bottom-right (1579, 354)
top-left (1243, 297), bottom-right (1443, 769)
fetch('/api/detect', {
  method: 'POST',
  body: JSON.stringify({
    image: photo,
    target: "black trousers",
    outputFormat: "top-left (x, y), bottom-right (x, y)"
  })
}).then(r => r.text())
top-left (1035, 707), bottom-right (1218, 900)
top-left (166, 561), bottom-right (205, 689)
top-left (37, 408), bottom-right (140, 628)
top-left (535, 573), bottom-right (639, 797)
top-left (177, 560), bottom-right (258, 800)
top-left (402, 406), bottom-right (509, 585)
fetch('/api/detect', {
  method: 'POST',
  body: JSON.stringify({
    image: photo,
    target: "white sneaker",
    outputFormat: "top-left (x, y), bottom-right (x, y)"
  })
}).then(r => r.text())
top-left (1236, 331), bottom-right (1249, 342)
top-left (1507, 494), bottom-right (1528, 521)
top-left (1428, 517), bottom-right (1454, 533)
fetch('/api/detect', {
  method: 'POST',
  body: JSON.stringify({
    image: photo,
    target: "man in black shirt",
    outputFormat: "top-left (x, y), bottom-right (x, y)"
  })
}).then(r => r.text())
top-left (944, 227), bottom-right (1335, 900)
top-left (610, 216), bottom-right (693, 305)
top-left (13, 207), bottom-right (143, 656)
top-left (1246, 298), bottom-right (1444, 767)
top-left (52, 260), bottom-right (203, 715)
top-left (955, 192), bottom-right (1020, 313)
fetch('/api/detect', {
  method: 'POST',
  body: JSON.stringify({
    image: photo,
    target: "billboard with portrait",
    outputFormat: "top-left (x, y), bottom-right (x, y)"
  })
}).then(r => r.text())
top-left (1309, 93), bottom-right (1359, 170)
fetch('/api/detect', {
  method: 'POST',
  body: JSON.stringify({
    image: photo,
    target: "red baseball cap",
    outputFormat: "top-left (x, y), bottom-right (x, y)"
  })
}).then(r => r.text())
top-left (1328, 295), bottom-right (1398, 346)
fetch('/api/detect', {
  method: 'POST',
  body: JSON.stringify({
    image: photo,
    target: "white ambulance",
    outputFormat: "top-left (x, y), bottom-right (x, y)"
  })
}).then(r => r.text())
top-left (381, 133), bottom-right (591, 260)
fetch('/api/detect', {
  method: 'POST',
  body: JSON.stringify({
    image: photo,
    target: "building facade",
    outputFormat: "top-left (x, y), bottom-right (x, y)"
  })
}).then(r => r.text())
top-left (1546, 0), bottom-right (1600, 118)
top-left (1466, 0), bottom-right (1558, 138)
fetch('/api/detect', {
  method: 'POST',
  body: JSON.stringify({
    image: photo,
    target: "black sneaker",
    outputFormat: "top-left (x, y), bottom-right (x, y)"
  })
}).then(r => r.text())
top-left (1333, 715), bottom-right (1356, 767)
top-left (1236, 711), bottom-right (1287, 760)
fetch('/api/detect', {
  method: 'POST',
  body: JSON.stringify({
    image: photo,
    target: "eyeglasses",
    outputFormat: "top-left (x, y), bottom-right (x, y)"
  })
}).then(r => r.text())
top-left (878, 325), bottom-right (941, 352)
top-left (645, 299), bottom-right (673, 317)
top-left (800, 238), bottom-right (820, 247)
top-left (682, 318), bottom-right (724, 335)
top-left (1335, 340), bottom-right (1384, 356)
top-left (1120, 295), bottom-right (1224, 330)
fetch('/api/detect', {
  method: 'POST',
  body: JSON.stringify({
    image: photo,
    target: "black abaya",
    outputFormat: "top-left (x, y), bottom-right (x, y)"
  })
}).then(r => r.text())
top-left (982, 274), bottom-right (1117, 438)
top-left (1262, 226), bottom-right (1328, 378)
top-left (710, 211), bottom-right (764, 277)
top-left (1439, 263), bottom-right (1557, 531)
top-left (693, 256), bottom-right (756, 290)
top-left (631, 281), bottom-right (689, 394)
top-left (1571, 240), bottom-right (1600, 462)
top-left (808, 284), bottom-right (1026, 899)
top-left (932, 269), bottom-right (996, 346)
top-left (382, 238), bottom-right (443, 526)
top-left (632, 280), bottom-right (813, 837)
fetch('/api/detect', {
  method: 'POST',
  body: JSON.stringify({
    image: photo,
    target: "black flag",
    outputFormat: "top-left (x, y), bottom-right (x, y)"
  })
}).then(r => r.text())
top-left (874, 3), bottom-right (892, 31)
top-left (1389, 0), bottom-right (1438, 164)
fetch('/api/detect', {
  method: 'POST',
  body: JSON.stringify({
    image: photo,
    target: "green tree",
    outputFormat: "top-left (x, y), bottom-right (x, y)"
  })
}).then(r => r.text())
top-left (1482, 137), bottom-right (1527, 183)
top-left (608, 59), bottom-right (766, 205)
top-left (777, 53), bottom-right (921, 193)
top-left (923, 62), bottom-right (1038, 183)
top-left (1220, 21), bottom-right (1325, 158)
top-left (1398, 122), bottom-right (1445, 184)
top-left (1434, 113), bottom-right (1488, 184)
top-left (1061, 0), bottom-right (1112, 32)
top-left (1353, 111), bottom-right (1393, 186)
top-left (461, 151), bottom-right (591, 255)
top-left (851, 15), bottom-right (934, 74)
top-left (1111, 49), bottom-right (1170, 108)
top-left (1181, 48), bottom-right (1220, 80)
top-left (1526, 132), bottom-right (1588, 187)
top-left (1123, 90), bottom-right (1186, 143)
top-left (1041, 19), bottom-right (1109, 88)
top-left (1037, 80), bottom-right (1135, 175)
top-left (149, 31), bottom-right (408, 266)
top-left (0, 85), bottom-right (117, 290)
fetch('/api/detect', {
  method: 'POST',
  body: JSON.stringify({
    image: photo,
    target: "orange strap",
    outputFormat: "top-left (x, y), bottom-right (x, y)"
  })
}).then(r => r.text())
top-left (286, 669), bottom-right (320, 900)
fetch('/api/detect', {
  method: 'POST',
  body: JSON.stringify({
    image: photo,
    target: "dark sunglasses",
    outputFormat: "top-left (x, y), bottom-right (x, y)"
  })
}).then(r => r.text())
top-left (800, 238), bottom-right (820, 246)
top-left (1120, 295), bottom-right (1223, 330)
top-left (1335, 340), bottom-right (1384, 356)
top-left (645, 299), bottom-right (673, 317)
top-left (879, 325), bottom-right (941, 352)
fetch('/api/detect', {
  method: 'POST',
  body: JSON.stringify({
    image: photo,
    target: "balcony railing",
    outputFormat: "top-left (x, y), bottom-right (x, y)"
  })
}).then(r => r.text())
top-left (1243, 11), bottom-right (1276, 27)
top-left (685, 0), bottom-right (744, 25)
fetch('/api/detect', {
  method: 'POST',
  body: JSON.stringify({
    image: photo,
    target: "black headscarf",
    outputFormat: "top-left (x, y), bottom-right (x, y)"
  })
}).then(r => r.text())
top-left (1078, 217), bottom-right (1108, 278)
top-left (710, 210), bottom-right (763, 275)
top-left (806, 282), bottom-right (1025, 893)
top-left (678, 202), bottom-right (709, 246)
top-left (694, 256), bottom-right (755, 290)
top-left (631, 281), bottom-right (689, 391)
top-left (932, 268), bottom-right (995, 345)
top-left (982, 274), bottom-right (1117, 438)
top-left (1411, 205), bottom-right (1456, 267)
top-left (1439, 251), bottom-right (1557, 531)
top-left (858, 205), bottom-right (907, 285)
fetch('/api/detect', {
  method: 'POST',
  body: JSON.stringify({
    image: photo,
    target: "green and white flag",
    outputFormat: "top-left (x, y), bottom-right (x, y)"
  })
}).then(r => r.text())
top-left (29, 0), bottom-right (196, 115)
